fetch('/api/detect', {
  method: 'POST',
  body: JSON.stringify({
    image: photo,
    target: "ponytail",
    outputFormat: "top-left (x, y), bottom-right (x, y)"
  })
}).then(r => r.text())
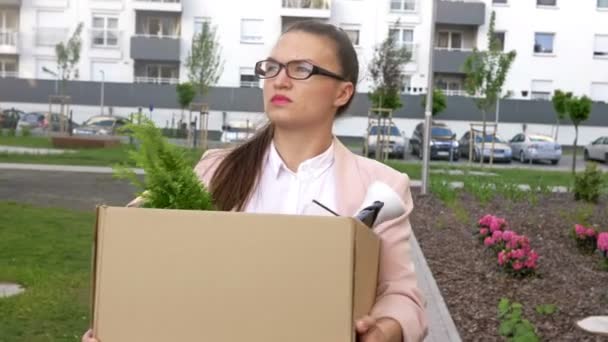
top-left (209, 124), bottom-right (274, 211)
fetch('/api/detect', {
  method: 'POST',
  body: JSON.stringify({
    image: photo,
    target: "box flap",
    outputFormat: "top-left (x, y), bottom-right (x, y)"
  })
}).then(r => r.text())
top-left (92, 207), bottom-right (360, 342)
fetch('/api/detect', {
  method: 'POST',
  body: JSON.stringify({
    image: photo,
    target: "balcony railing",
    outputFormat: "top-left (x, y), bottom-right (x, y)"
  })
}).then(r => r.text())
top-left (134, 76), bottom-right (179, 85)
top-left (0, 30), bottom-right (18, 47)
top-left (132, 0), bottom-right (182, 11)
top-left (0, 71), bottom-right (18, 78)
top-left (282, 0), bottom-right (330, 9)
top-left (440, 89), bottom-right (469, 96)
top-left (434, 46), bottom-right (474, 52)
top-left (240, 81), bottom-right (259, 88)
top-left (133, 33), bottom-right (180, 39)
top-left (35, 27), bottom-right (68, 46)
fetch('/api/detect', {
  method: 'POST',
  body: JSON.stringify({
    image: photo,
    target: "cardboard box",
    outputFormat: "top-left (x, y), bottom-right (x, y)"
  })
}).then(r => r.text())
top-left (91, 206), bottom-right (380, 342)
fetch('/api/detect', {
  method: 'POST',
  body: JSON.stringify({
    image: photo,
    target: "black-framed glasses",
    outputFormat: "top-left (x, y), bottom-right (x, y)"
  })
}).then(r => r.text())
top-left (254, 59), bottom-right (346, 81)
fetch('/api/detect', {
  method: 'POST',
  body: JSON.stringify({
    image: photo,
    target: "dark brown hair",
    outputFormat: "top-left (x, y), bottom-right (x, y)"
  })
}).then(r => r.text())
top-left (209, 20), bottom-right (359, 211)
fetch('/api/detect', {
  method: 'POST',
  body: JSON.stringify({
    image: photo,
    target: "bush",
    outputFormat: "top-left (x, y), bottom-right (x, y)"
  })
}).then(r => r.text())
top-left (7, 128), bottom-right (16, 137)
top-left (574, 163), bottom-right (603, 203)
top-left (21, 127), bottom-right (31, 137)
top-left (571, 224), bottom-right (598, 254)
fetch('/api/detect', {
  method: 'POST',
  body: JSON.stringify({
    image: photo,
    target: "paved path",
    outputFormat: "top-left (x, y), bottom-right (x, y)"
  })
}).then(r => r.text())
top-left (0, 162), bottom-right (144, 175)
top-left (0, 145), bottom-right (74, 155)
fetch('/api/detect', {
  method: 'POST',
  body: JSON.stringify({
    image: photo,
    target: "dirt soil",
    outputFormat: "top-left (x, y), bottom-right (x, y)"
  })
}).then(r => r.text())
top-left (410, 190), bottom-right (608, 341)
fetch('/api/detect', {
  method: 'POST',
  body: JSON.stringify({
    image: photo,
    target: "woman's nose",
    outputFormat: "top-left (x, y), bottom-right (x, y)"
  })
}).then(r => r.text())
top-left (272, 67), bottom-right (292, 89)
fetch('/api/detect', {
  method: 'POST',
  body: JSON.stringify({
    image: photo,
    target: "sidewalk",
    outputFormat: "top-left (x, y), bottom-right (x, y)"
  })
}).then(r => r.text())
top-left (0, 162), bottom-right (144, 175)
top-left (0, 145), bottom-right (74, 155)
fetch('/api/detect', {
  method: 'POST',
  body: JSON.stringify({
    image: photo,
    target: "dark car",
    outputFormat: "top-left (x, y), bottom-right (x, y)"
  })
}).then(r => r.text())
top-left (17, 112), bottom-right (77, 133)
top-left (0, 108), bottom-right (24, 129)
top-left (409, 122), bottom-right (459, 161)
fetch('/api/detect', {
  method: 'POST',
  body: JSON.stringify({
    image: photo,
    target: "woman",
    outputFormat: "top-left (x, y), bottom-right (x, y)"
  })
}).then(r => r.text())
top-left (83, 20), bottom-right (427, 342)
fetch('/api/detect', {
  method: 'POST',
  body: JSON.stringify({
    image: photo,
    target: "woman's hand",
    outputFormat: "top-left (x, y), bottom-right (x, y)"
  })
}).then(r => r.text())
top-left (81, 329), bottom-right (99, 342)
top-left (356, 316), bottom-right (402, 342)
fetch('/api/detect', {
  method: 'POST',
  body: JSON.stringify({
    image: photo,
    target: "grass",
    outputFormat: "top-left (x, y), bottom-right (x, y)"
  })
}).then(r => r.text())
top-left (0, 135), bottom-right (54, 148)
top-left (0, 143), bottom-right (206, 168)
top-left (0, 202), bottom-right (95, 341)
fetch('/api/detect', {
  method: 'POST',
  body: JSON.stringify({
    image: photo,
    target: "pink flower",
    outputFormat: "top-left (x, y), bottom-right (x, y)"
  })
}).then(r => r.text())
top-left (492, 230), bottom-right (503, 241)
top-left (479, 215), bottom-right (494, 228)
top-left (513, 261), bottom-right (523, 271)
top-left (575, 224), bottom-right (586, 237)
top-left (502, 230), bottom-right (515, 242)
top-left (524, 258), bottom-right (537, 269)
top-left (498, 251), bottom-right (507, 265)
top-left (511, 249), bottom-right (525, 260)
top-left (598, 232), bottom-right (608, 252)
top-left (490, 217), bottom-right (506, 232)
top-left (484, 237), bottom-right (495, 247)
top-left (527, 250), bottom-right (539, 263)
top-left (586, 228), bottom-right (597, 237)
top-left (479, 228), bottom-right (489, 236)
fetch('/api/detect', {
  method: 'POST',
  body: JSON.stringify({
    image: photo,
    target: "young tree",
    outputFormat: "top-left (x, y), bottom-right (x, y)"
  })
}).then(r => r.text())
top-left (176, 82), bottom-right (196, 127)
top-left (55, 22), bottom-right (84, 96)
top-left (566, 95), bottom-right (592, 174)
top-left (185, 21), bottom-right (223, 147)
top-left (367, 28), bottom-right (411, 111)
top-left (463, 11), bottom-right (516, 165)
top-left (551, 89), bottom-right (572, 141)
top-left (421, 88), bottom-right (447, 116)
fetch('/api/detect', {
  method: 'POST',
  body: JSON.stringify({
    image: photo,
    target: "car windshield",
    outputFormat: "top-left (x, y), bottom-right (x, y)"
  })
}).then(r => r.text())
top-left (530, 136), bottom-right (553, 142)
top-left (431, 127), bottom-right (453, 137)
top-left (370, 126), bottom-right (400, 136)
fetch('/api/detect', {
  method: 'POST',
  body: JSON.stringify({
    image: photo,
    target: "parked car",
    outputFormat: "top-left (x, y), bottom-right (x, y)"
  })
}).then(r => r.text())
top-left (364, 123), bottom-right (406, 159)
top-left (584, 136), bottom-right (608, 163)
top-left (16, 112), bottom-right (75, 133)
top-left (458, 130), bottom-right (512, 163)
top-left (409, 122), bottom-right (459, 161)
top-left (73, 115), bottom-right (130, 136)
top-left (509, 133), bottom-right (561, 164)
top-left (0, 108), bottom-right (24, 129)
top-left (220, 120), bottom-right (257, 144)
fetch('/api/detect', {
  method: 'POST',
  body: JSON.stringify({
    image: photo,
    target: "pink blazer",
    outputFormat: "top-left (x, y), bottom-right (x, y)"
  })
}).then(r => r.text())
top-left (193, 137), bottom-right (428, 341)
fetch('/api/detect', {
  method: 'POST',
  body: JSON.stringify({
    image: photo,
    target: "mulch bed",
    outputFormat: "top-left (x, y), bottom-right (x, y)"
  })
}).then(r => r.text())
top-left (410, 190), bottom-right (608, 341)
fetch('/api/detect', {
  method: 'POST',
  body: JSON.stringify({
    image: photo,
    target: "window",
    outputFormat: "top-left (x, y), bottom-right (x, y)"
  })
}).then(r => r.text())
top-left (401, 75), bottom-right (412, 93)
top-left (340, 25), bottom-right (360, 46)
top-left (534, 33), bottom-right (555, 54)
top-left (493, 32), bottom-right (505, 51)
top-left (241, 19), bottom-right (263, 44)
top-left (390, 0), bottom-right (416, 12)
top-left (537, 0), bottom-right (556, 6)
top-left (193, 17), bottom-right (211, 37)
top-left (437, 31), bottom-right (462, 50)
top-left (599, 0), bottom-right (608, 9)
top-left (531, 80), bottom-right (552, 100)
top-left (240, 67), bottom-right (258, 88)
top-left (594, 35), bottom-right (608, 57)
top-left (0, 57), bottom-right (17, 77)
top-left (140, 16), bottom-right (179, 37)
top-left (493, 0), bottom-right (508, 4)
top-left (591, 83), bottom-right (608, 102)
top-left (92, 15), bottom-right (119, 47)
top-left (389, 27), bottom-right (414, 56)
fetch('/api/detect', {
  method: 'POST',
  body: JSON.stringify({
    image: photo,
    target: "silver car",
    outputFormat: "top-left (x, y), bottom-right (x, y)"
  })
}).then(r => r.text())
top-left (509, 133), bottom-right (562, 165)
top-left (584, 136), bottom-right (608, 163)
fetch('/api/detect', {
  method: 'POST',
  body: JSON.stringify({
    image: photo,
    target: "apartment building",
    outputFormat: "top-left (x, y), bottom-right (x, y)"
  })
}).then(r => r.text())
top-left (0, 0), bottom-right (607, 102)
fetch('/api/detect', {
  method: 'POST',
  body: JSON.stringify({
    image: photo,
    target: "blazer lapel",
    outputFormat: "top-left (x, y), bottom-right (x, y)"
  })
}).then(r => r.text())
top-left (333, 137), bottom-right (367, 216)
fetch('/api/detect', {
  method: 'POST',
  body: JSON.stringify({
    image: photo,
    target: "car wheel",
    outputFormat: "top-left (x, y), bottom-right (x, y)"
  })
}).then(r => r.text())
top-left (519, 151), bottom-right (526, 163)
top-left (551, 159), bottom-right (559, 165)
top-left (584, 150), bottom-right (589, 161)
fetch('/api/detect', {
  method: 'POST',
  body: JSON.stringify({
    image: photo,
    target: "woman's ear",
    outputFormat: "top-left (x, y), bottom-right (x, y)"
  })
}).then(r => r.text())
top-left (333, 82), bottom-right (354, 108)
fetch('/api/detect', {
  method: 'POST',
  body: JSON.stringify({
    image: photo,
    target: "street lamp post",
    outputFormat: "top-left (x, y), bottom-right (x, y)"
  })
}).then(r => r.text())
top-left (100, 70), bottom-right (105, 116)
top-left (421, 0), bottom-right (437, 195)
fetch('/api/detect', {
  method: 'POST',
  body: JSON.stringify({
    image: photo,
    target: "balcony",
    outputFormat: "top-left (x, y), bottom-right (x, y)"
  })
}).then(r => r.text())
top-left (437, 0), bottom-right (485, 26)
top-left (130, 35), bottom-right (180, 62)
top-left (134, 76), bottom-right (178, 85)
top-left (0, 30), bottom-right (18, 54)
top-left (433, 48), bottom-right (473, 74)
top-left (134, 61), bottom-right (179, 85)
top-left (281, 0), bottom-right (331, 18)
top-left (132, 0), bottom-right (182, 12)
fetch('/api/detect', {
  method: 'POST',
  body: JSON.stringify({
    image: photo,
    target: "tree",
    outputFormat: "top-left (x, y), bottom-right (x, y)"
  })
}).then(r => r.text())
top-left (566, 95), bottom-right (592, 174)
top-left (463, 11), bottom-right (516, 165)
top-left (421, 88), bottom-right (447, 116)
top-left (176, 82), bottom-right (196, 125)
top-left (185, 21), bottom-right (223, 100)
top-left (367, 27), bottom-right (411, 111)
top-left (551, 89), bottom-right (572, 141)
top-left (55, 22), bottom-right (84, 96)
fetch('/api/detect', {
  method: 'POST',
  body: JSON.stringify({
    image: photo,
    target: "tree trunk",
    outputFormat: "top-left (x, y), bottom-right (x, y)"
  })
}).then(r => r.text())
top-left (572, 125), bottom-right (578, 175)
top-left (555, 117), bottom-right (560, 141)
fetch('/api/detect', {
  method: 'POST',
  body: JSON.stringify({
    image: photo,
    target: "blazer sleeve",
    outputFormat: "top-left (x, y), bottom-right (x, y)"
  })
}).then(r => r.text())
top-left (369, 173), bottom-right (428, 342)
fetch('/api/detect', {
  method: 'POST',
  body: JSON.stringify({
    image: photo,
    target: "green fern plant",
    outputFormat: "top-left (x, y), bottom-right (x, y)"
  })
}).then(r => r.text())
top-left (113, 114), bottom-right (214, 210)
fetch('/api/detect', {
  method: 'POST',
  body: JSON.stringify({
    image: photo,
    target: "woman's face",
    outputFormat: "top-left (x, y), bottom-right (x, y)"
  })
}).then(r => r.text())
top-left (262, 31), bottom-right (354, 131)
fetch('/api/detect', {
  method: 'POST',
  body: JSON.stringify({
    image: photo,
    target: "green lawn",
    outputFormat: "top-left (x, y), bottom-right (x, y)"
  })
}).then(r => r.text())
top-left (0, 202), bottom-right (95, 341)
top-left (0, 144), bottom-right (205, 168)
top-left (0, 135), bottom-right (54, 148)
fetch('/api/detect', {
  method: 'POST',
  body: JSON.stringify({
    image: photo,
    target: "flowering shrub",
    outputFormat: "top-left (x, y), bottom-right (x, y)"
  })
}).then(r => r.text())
top-left (571, 224), bottom-right (597, 254)
top-left (598, 232), bottom-right (608, 271)
top-left (476, 214), bottom-right (538, 277)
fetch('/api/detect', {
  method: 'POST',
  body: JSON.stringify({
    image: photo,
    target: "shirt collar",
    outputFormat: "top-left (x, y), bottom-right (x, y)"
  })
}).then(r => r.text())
top-left (267, 140), bottom-right (335, 179)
